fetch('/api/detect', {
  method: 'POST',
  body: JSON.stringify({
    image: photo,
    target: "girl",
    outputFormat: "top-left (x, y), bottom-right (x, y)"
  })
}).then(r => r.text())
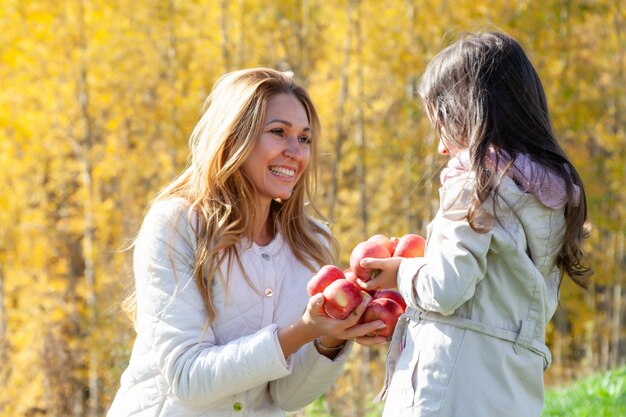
top-left (358, 32), bottom-right (592, 417)
top-left (107, 68), bottom-right (384, 417)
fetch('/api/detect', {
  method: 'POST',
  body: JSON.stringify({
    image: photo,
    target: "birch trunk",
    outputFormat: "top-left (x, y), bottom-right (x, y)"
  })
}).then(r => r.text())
top-left (354, 0), bottom-right (367, 240)
top-left (326, 1), bottom-right (352, 221)
top-left (77, 1), bottom-right (98, 415)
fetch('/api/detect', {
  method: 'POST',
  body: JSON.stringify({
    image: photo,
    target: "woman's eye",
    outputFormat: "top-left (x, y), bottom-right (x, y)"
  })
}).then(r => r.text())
top-left (270, 128), bottom-right (284, 137)
top-left (299, 136), bottom-right (312, 144)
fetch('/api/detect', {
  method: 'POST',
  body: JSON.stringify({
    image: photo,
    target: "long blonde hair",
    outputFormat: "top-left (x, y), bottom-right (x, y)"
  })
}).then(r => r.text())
top-left (124, 68), bottom-right (337, 322)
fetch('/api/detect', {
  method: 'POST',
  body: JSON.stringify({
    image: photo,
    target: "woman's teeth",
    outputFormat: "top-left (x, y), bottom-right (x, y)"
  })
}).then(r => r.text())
top-left (269, 166), bottom-right (295, 178)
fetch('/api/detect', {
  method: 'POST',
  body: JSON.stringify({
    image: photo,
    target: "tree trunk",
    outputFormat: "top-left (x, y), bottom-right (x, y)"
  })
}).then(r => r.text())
top-left (236, 0), bottom-right (245, 69)
top-left (220, 0), bottom-right (231, 71)
top-left (298, 0), bottom-right (311, 82)
top-left (0, 266), bottom-right (8, 415)
top-left (166, 0), bottom-right (180, 170)
top-left (77, 1), bottom-right (99, 415)
top-left (585, 282), bottom-right (596, 373)
top-left (326, 1), bottom-right (352, 221)
top-left (610, 232), bottom-right (624, 368)
top-left (609, 0), bottom-right (625, 369)
top-left (354, 0), bottom-right (367, 241)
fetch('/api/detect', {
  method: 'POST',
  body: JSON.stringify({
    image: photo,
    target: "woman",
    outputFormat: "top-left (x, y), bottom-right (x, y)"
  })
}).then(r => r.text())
top-left (107, 68), bottom-right (384, 416)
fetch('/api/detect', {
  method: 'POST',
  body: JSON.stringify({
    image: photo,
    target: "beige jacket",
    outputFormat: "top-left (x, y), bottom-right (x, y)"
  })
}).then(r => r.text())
top-left (383, 171), bottom-right (565, 417)
top-left (107, 198), bottom-right (351, 417)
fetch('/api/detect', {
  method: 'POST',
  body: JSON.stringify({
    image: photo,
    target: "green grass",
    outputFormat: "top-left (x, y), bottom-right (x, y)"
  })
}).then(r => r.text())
top-left (542, 366), bottom-right (626, 417)
top-left (290, 366), bottom-right (626, 417)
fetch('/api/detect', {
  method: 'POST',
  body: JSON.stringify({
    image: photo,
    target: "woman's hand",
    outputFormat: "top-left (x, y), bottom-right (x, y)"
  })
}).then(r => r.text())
top-left (277, 293), bottom-right (387, 359)
top-left (304, 293), bottom-right (386, 340)
top-left (356, 257), bottom-right (402, 292)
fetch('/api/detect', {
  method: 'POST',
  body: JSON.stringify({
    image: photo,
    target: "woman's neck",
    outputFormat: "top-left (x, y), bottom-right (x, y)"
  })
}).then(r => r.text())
top-left (251, 201), bottom-right (274, 246)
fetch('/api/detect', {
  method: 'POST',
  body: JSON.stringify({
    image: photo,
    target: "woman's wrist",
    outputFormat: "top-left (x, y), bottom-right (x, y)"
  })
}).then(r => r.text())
top-left (314, 337), bottom-right (346, 351)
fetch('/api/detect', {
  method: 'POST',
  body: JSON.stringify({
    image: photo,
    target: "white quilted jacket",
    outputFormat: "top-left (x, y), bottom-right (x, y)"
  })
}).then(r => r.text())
top-left (106, 198), bottom-right (351, 417)
top-left (383, 172), bottom-right (566, 417)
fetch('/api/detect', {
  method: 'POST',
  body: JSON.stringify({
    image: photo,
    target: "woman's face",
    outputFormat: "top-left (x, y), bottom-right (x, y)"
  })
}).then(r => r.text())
top-left (241, 93), bottom-right (312, 206)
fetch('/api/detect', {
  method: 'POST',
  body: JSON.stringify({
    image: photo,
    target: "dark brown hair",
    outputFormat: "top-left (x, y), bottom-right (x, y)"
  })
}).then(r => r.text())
top-left (419, 31), bottom-right (592, 287)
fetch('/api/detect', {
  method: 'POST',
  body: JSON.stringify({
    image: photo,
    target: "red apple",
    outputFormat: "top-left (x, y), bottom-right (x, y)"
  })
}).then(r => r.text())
top-left (389, 237), bottom-right (399, 256)
top-left (361, 298), bottom-right (404, 338)
top-left (322, 279), bottom-right (363, 319)
top-left (344, 269), bottom-right (358, 285)
top-left (346, 269), bottom-right (377, 296)
top-left (367, 234), bottom-right (394, 256)
top-left (393, 234), bottom-right (426, 258)
top-left (373, 289), bottom-right (407, 312)
top-left (349, 241), bottom-right (391, 282)
top-left (360, 290), bottom-right (373, 306)
top-left (307, 265), bottom-right (345, 296)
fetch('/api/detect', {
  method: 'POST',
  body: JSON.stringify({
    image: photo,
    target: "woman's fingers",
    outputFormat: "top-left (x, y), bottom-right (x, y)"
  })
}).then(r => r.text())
top-left (355, 335), bottom-right (389, 346)
top-left (306, 293), bottom-right (325, 316)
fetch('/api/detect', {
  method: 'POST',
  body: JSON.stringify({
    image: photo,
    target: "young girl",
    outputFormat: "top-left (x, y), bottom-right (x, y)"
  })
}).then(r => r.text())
top-left (358, 32), bottom-right (592, 417)
top-left (107, 68), bottom-right (384, 417)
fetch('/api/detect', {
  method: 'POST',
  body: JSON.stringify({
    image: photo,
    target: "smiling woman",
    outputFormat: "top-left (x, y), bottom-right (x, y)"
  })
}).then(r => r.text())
top-left (242, 93), bottom-right (312, 215)
top-left (106, 68), bottom-right (384, 417)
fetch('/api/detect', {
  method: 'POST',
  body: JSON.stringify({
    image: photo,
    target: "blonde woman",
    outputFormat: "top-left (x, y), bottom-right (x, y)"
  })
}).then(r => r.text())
top-left (107, 68), bottom-right (383, 416)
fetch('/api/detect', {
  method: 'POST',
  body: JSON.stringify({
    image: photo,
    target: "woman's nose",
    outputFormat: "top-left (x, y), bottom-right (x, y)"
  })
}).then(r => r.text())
top-left (283, 137), bottom-right (304, 160)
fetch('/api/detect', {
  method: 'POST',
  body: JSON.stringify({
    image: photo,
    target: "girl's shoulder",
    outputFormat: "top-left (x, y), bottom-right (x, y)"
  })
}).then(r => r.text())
top-left (439, 171), bottom-right (476, 219)
top-left (439, 170), bottom-right (553, 224)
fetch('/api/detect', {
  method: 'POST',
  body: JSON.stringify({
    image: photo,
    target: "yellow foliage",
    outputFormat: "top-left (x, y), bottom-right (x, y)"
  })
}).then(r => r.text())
top-left (0, 0), bottom-right (623, 415)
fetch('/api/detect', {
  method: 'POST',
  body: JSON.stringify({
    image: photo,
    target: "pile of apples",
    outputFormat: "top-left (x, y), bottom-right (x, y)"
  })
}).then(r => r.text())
top-left (307, 233), bottom-right (426, 338)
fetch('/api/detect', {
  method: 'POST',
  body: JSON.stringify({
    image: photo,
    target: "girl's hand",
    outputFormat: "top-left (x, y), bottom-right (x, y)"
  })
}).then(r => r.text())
top-left (357, 257), bottom-right (402, 292)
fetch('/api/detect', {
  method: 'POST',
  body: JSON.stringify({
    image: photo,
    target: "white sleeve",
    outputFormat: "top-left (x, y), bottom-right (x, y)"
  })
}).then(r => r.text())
top-left (135, 201), bottom-right (291, 403)
top-left (397, 176), bottom-right (492, 316)
top-left (269, 341), bottom-right (353, 411)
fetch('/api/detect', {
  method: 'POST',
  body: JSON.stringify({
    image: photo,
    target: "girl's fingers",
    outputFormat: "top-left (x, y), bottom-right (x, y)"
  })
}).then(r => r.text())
top-left (357, 277), bottom-right (381, 291)
top-left (359, 257), bottom-right (388, 269)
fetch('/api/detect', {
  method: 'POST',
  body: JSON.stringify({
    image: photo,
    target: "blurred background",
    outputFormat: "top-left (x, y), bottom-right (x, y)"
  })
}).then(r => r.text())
top-left (0, 0), bottom-right (624, 416)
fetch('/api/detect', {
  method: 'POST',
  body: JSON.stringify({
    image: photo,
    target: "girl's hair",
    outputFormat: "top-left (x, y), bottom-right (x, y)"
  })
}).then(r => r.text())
top-left (418, 31), bottom-right (592, 288)
top-left (124, 68), bottom-right (337, 322)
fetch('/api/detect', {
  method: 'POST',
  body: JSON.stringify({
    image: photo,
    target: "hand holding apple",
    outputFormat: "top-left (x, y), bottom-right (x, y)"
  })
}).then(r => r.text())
top-left (356, 256), bottom-right (402, 292)
top-left (322, 279), bottom-right (363, 319)
top-left (297, 290), bottom-right (387, 344)
top-left (350, 241), bottom-right (391, 282)
top-left (307, 264), bottom-right (346, 297)
top-left (361, 298), bottom-right (404, 338)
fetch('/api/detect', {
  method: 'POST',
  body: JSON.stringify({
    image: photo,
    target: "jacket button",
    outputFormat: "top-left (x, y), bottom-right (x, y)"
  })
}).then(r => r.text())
top-left (264, 288), bottom-right (273, 297)
top-left (233, 401), bottom-right (243, 411)
top-left (261, 253), bottom-right (270, 260)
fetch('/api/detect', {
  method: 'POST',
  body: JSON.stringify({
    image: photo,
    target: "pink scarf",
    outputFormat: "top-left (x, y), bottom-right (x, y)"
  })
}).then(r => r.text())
top-left (440, 150), bottom-right (580, 209)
